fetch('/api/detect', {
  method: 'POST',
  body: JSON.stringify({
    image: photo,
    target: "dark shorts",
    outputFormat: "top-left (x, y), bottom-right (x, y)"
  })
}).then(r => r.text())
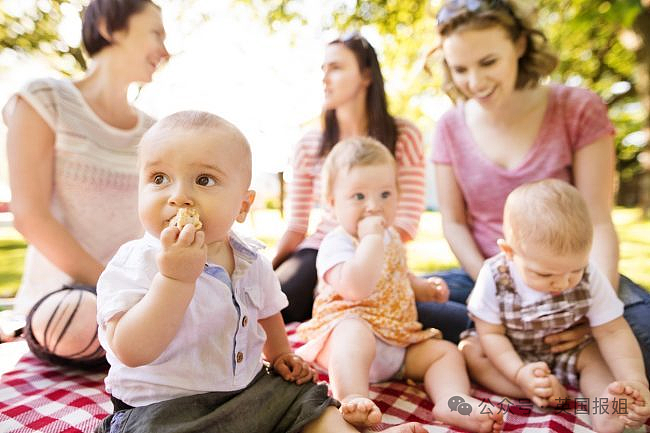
top-left (96, 367), bottom-right (339, 433)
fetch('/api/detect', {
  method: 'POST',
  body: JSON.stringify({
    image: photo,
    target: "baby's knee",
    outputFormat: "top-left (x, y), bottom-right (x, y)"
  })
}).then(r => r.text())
top-left (458, 336), bottom-right (486, 367)
top-left (331, 317), bottom-right (374, 340)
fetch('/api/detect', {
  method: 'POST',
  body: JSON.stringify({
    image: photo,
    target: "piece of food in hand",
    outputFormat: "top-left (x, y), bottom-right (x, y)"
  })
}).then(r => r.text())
top-left (169, 208), bottom-right (202, 230)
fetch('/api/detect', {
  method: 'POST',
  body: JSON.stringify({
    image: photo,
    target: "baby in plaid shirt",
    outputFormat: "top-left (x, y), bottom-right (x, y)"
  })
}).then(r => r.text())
top-left (463, 179), bottom-right (649, 432)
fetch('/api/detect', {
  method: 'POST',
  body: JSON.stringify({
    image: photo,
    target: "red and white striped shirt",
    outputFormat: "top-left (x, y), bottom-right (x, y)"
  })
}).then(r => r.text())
top-left (287, 118), bottom-right (426, 250)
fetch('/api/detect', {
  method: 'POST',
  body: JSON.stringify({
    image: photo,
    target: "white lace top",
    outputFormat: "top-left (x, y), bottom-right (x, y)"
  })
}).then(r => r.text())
top-left (2, 78), bottom-right (155, 314)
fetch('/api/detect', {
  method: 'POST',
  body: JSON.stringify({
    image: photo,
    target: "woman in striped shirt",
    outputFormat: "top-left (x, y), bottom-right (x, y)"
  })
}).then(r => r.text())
top-left (273, 33), bottom-right (428, 323)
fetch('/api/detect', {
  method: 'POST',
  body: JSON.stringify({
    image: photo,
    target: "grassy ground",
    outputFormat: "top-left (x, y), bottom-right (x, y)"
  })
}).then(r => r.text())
top-left (0, 208), bottom-right (648, 298)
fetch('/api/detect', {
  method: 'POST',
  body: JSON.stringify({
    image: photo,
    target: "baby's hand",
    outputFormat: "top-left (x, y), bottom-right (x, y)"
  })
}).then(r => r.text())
top-left (272, 352), bottom-right (317, 385)
top-left (413, 277), bottom-right (449, 303)
top-left (157, 224), bottom-right (207, 283)
top-left (515, 362), bottom-right (553, 407)
top-left (357, 215), bottom-right (385, 238)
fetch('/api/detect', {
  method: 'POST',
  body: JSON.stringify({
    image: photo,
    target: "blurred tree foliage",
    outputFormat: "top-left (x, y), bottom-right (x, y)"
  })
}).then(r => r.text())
top-left (0, 0), bottom-right (86, 74)
top-left (237, 0), bottom-right (650, 206)
top-left (2, 0), bottom-right (649, 204)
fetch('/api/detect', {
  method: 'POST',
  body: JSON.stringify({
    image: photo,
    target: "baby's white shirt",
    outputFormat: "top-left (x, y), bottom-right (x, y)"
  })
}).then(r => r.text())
top-left (315, 226), bottom-right (391, 281)
top-left (468, 259), bottom-right (623, 327)
top-left (96, 231), bottom-right (288, 407)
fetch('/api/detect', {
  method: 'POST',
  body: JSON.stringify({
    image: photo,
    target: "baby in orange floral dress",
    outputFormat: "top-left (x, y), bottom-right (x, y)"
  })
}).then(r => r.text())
top-left (296, 137), bottom-right (503, 433)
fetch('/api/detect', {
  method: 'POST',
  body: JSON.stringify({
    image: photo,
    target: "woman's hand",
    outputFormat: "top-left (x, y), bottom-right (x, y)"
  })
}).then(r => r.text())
top-left (544, 319), bottom-right (591, 353)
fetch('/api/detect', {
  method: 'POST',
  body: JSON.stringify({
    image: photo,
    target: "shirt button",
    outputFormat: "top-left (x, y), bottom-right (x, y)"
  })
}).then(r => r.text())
top-left (236, 352), bottom-right (244, 363)
top-left (242, 316), bottom-right (248, 327)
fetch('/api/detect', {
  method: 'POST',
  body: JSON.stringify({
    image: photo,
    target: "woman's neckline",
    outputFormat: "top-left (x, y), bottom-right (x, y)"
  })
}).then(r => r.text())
top-left (459, 85), bottom-right (555, 174)
top-left (65, 80), bottom-right (144, 134)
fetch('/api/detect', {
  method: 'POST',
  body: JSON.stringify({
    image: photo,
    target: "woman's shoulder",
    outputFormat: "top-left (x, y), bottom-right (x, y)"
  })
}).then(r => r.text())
top-left (394, 117), bottom-right (423, 148)
top-left (293, 128), bottom-right (323, 163)
top-left (20, 76), bottom-right (66, 93)
top-left (549, 84), bottom-right (606, 110)
top-left (3, 77), bottom-right (67, 129)
top-left (296, 128), bottom-right (322, 146)
top-left (13, 77), bottom-right (70, 108)
top-left (434, 104), bottom-right (465, 132)
top-left (394, 116), bottom-right (419, 131)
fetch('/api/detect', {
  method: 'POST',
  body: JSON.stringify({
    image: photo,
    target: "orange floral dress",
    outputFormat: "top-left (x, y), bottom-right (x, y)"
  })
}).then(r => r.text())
top-left (296, 227), bottom-right (441, 361)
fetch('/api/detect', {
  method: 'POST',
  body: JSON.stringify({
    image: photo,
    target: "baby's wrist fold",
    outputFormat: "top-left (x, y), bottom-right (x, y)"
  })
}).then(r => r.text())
top-left (512, 363), bottom-right (526, 384)
top-left (156, 272), bottom-right (196, 289)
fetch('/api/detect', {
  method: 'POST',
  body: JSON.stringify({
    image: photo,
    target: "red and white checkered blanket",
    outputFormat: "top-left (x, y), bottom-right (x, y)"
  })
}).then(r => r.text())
top-left (1, 325), bottom-right (649, 433)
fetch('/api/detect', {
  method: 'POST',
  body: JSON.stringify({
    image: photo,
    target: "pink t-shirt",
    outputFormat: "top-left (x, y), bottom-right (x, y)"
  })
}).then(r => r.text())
top-left (431, 85), bottom-right (615, 258)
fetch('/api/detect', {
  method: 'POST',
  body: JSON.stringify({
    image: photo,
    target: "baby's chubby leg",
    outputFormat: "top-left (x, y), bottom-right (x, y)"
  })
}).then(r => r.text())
top-left (460, 336), bottom-right (567, 408)
top-left (315, 318), bottom-right (382, 428)
top-left (577, 342), bottom-right (650, 432)
top-left (406, 338), bottom-right (503, 433)
top-left (461, 336), bottom-right (526, 398)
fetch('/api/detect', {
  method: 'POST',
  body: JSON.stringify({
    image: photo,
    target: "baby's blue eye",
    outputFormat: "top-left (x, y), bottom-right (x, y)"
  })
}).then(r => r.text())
top-left (381, 191), bottom-right (391, 199)
top-left (196, 175), bottom-right (216, 186)
top-left (152, 174), bottom-right (169, 185)
top-left (354, 193), bottom-right (365, 200)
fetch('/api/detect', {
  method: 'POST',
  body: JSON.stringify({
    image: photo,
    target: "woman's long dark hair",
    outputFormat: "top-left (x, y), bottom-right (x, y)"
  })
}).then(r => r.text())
top-left (319, 34), bottom-right (397, 158)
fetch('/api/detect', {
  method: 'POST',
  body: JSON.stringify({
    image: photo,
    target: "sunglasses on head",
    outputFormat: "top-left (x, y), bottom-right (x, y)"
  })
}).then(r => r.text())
top-left (339, 30), bottom-right (370, 50)
top-left (436, 0), bottom-right (514, 26)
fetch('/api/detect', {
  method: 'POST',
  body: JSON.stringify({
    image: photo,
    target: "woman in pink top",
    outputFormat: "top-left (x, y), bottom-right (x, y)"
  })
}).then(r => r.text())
top-left (424, 0), bottom-right (650, 379)
top-left (274, 33), bottom-right (427, 323)
top-left (2, 0), bottom-right (168, 368)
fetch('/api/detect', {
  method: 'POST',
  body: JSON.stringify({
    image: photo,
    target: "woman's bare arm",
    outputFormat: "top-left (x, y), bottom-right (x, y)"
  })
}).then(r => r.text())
top-left (435, 164), bottom-right (484, 280)
top-left (7, 97), bottom-right (103, 285)
top-left (573, 135), bottom-right (620, 289)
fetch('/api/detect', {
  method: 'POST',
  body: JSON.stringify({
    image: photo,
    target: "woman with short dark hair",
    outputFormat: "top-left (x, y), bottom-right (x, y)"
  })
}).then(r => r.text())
top-left (2, 0), bottom-right (168, 369)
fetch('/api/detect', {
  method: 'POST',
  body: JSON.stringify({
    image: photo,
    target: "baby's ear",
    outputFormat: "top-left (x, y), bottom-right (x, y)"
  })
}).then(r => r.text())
top-left (497, 239), bottom-right (514, 258)
top-left (236, 190), bottom-right (256, 223)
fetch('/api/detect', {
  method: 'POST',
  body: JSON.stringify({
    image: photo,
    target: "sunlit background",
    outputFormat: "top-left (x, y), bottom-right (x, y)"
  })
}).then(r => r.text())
top-left (0, 0), bottom-right (451, 210)
top-left (1, 0), bottom-right (649, 292)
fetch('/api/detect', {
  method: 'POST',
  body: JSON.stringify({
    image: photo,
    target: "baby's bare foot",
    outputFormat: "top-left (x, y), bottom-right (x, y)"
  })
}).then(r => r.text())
top-left (613, 381), bottom-right (650, 429)
top-left (380, 422), bottom-right (428, 433)
top-left (433, 394), bottom-right (504, 433)
top-left (340, 394), bottom-right (382, 428)
top-left (590, 382), bottom-right (629, 433)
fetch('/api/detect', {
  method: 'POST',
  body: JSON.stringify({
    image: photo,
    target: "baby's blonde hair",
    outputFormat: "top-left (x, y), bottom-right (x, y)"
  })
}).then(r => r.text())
top-left (503, 179), bottom-right (593, 255)
top-left (139, 110), bottom-right (252, 185)
top-left (321, 136), bottom-right (397, 202)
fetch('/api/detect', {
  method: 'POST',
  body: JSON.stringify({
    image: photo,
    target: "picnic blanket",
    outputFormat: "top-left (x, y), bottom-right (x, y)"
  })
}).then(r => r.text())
top-left (1, 324), bottom-right (649, 433)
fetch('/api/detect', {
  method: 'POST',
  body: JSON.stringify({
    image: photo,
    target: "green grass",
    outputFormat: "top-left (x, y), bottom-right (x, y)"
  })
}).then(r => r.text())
top-left (0, 208), bottom-right (648, 298)
top-left (0, 227), bottom-right (27, 298)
